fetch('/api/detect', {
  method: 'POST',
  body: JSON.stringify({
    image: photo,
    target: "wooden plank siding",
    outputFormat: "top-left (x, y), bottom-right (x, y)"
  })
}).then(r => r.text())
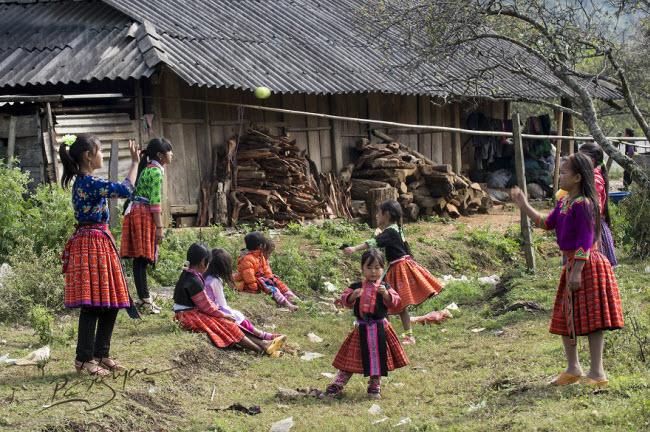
top-left (150, 73), bottom-right (506, 216)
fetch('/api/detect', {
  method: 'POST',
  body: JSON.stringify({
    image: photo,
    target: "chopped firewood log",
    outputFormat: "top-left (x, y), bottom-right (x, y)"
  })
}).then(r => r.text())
top-left (446, 203), bottom-right (461, 218)
top-left (398, 192), bottom-right (414, 205)
top-left (351, 178), bottom-right (391, 200)
top-left (351, 200), bottom-right (368, 219)
top-left (353, 168), bottom-right (417, 183)
top-left (404, 203), bottom-right (420, 221)
top-left (367, 186), bottom-right (398, 228)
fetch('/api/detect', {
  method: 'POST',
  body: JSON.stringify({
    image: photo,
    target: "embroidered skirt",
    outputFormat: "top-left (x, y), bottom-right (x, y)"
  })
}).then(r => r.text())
top-left (385, 256), bottom-right (443, 314)
top-left (333, 321), bottom-right (409, 375)
top-left (175, 309), bottom-right (244, 348)
top-left (62, 224), bottom-right (131, 309)
top-left (599, 221), bottom-right (618, 268)
top-left (550, 251), bottom-right (624, 336)
top-left (120, 203), bottom-right (157, 262)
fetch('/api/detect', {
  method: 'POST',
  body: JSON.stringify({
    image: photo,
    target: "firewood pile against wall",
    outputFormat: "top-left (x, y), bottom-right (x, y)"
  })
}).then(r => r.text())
top-left (344, 139), bottom-right (492, 220)
top-left (216, 128), bottom-right (352, 227)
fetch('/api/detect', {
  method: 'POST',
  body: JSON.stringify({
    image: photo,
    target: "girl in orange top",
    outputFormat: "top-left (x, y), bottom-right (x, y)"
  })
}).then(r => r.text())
top-left (233, 232), bottom-right (298, 310)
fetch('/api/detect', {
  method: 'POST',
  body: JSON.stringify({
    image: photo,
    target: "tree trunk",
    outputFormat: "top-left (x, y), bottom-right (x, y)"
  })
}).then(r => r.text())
top-left (560, 74), bottom-right (650, 189)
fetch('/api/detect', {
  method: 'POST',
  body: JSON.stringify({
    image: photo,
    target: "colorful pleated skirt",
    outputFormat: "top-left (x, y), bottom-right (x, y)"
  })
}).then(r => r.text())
top-left (175, 309), bottom-right (245, 348)
top-left (62, 224), bottom-right (131, 309)
top-left (120, 203), bottom-right (157, 262)
top-left (333, 321), bottom-right (409, 375)
top-left (550, 250), bottom-right (624, 337)
top-left (385, 256), bottom-right (443, 314)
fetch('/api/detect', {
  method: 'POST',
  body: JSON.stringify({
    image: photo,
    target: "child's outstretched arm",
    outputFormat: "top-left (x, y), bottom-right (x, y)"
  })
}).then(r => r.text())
top-left (343, 242), bottom-right (369, 255)
top-left (510, 187), bottom-right (546, 227)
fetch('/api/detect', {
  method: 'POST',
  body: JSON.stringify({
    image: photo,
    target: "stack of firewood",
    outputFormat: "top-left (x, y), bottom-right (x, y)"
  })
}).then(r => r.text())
top-left (228, 129), bottom-right (351, 226)
top-left (346, 140), bottom-right (492, 220)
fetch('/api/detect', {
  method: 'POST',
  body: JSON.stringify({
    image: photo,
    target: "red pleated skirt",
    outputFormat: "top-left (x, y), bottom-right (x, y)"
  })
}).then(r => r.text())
top-left (332, 322), bottom-right (409, 374)
top-left (120, 204), bottom-right (156, 262)
top-left (550, 251), bottom-right (624, 336)
top-left (175, 309), bottom-right (244, 348)
top-left (385, 256), bottom-right (443, 314)
top-left (62, 224), bottom-right (131, 309)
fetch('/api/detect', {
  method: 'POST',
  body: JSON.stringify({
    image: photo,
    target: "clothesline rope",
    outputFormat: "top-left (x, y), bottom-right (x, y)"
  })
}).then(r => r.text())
top-left (144, 96), bottom-right (650, 149)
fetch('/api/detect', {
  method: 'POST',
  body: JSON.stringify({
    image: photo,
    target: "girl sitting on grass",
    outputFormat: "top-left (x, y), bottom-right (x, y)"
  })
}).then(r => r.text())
top-left (173, 243), bottom-right (285, 356)
top-left (204, 248), bottom-right (284, 341)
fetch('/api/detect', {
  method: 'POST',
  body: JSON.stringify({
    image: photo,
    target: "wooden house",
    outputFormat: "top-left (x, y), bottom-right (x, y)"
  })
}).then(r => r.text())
top-left (0, 0), bottom-right (619, 224)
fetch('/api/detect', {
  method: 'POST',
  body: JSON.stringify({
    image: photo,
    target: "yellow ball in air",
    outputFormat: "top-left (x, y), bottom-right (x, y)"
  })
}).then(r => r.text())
top-left (254, 86), bottom-right (272, 99)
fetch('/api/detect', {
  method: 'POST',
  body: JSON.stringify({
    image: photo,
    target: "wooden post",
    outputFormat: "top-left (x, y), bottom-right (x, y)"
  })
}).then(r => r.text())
top-left (367, 186), bottom-right (398, 228)
top-left (553, 109), bottom-right (564, 196)
top-left (45, 102), bottom-right (60, 183)
top-left (109, 140), bottom-right (120, 229)
top-left (452, 104), bottom-right (462, 174)
top-left (512, 113), bottom-right (536, 272)
top-left (329, 95), bottom-right (344, 173)
top-left (6, 116), bottom-right (16, 168)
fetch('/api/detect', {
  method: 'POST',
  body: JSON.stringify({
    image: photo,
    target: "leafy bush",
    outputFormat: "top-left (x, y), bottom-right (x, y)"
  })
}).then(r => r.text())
top-left (26, 184), bottom-right (75, 254)
top-left (0, 238), bottom-right (64, 323)
top-left (612, 187), bottom-right (650, 257)
top-left (0, 162), bottom-right (33, 259)
top-left (29, 305), bottom-right (54, 345)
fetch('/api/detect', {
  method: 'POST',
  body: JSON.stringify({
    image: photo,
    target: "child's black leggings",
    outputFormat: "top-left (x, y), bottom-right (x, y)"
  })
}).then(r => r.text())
top-left (132, 257), bottom-right (150, 300)
top-left (76, 307), bottom-right (119, 362)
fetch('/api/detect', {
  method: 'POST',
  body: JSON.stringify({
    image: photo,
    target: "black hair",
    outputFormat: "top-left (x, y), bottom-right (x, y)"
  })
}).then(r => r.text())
top-left (625, 128), bottom-right (634, 137)
top-left (205, 248), bottom-right (234, 285)
top-left (379, 199), bottom-right (412, 255)
top-left (136, 138), bottom-right (173, 183)
top-left (579, 142), bottom-right (611, 226)
top-left (361, 248), bottom-right (385, 269)
top-left (187, 243), bottom-right (211, 267)
top-left (244, 231), bottom-right (266, 251)
top-left (566, 153), bottom-right (602, 240)
top-left (58, 134), bottom-right (101, 188)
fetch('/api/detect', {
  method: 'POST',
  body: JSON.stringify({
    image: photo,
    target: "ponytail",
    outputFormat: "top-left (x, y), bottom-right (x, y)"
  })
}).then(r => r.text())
top-left (58, 134), bottom-right (100, 188)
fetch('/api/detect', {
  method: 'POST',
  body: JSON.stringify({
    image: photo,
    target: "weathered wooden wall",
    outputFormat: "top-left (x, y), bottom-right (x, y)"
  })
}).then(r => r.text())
top-left (0, 113), bottom-right (44, 186)
top-left (150, 72), bottom-right (507, 217)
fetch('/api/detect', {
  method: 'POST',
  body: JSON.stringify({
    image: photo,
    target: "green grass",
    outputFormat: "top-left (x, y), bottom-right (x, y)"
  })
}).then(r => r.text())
top-left (1, 216), bottom-right (649, 431)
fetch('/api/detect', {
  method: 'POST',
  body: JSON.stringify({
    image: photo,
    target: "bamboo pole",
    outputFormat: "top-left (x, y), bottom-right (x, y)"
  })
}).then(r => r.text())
top-left (512, 113), bottom-right (536, 272)
top-left (143, 96), bottom-right (650, 147)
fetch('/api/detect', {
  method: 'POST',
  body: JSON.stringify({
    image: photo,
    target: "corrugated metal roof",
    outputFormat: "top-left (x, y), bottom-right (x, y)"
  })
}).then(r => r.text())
top-left (103, 0), bottom-right (620, 100)
top-left (0, 0), bottom-right (156, 88)
top-left (0, 0), bottom-right (620, 100)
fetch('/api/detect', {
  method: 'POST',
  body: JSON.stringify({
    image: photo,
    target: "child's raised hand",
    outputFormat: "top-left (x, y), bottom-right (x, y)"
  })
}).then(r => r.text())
top-left (350, 289), bottom-right (362, 301)
top-left (510, 187), bottom-right (526, 208)
top-left (377, 285), bottom-right (387, 296)
top-left (343, 246), bottom-right (355, 255)
top-left (128, 139), bottom-right (140, 163)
